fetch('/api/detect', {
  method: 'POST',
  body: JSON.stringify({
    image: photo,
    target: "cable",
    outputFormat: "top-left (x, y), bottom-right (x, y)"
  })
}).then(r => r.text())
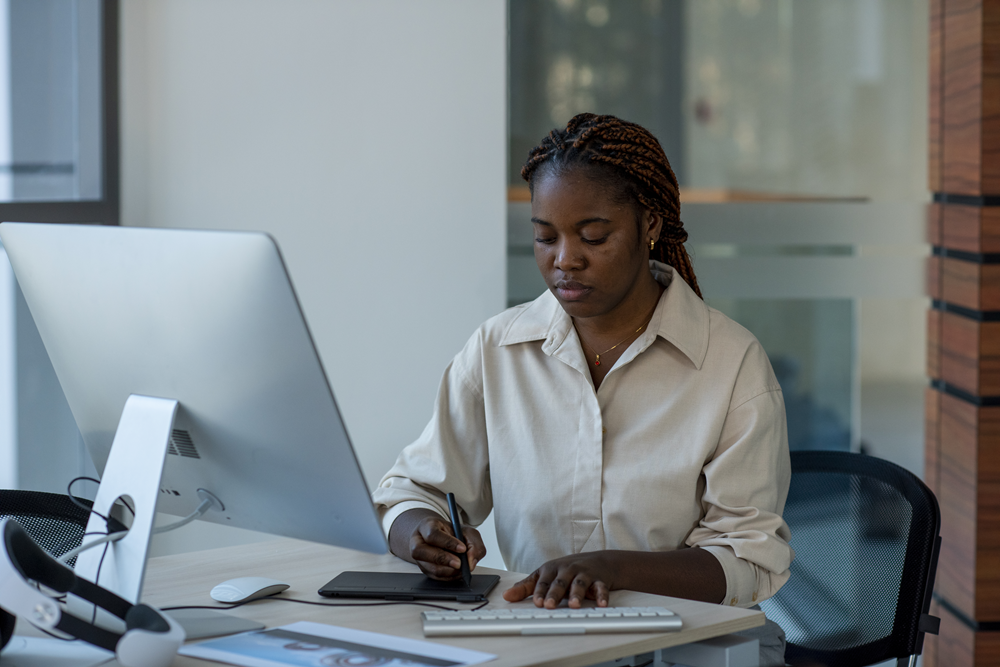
top-left (152, 496), bottom-right (214, 534)
top-left (66, 477), bottom-right (111, 525)
top-left (162, 596), bottom-right (491, 613)
top-left (58, 530), bottom-right (128, 565)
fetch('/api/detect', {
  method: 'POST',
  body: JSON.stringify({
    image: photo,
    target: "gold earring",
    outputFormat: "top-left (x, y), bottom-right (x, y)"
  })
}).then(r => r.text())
top-left (649, 239), bottom-right (656, 250)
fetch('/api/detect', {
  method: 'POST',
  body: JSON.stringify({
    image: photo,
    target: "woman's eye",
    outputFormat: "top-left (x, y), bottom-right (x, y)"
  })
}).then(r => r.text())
top-left (535, 237), bottom-right (556, 245)
top-left (583, 236), bottom-right (608, 245)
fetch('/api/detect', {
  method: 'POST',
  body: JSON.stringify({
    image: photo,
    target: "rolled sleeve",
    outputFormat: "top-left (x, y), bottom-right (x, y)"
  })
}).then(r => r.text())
top-left (687, 385), bottom-right (795, 607)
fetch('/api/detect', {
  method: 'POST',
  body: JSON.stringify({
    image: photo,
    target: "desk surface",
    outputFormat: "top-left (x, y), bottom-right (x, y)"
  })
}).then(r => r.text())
top-left (136, 538), bottom-right (764, 667)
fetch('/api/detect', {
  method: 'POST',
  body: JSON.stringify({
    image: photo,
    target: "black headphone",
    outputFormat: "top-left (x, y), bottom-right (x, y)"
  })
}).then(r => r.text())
top-left (0, 518), bottom-right (184, 667)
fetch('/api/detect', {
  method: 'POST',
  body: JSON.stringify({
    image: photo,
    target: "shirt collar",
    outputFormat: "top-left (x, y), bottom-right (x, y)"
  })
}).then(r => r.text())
top-left (499, 261), bottom-right (710, 370)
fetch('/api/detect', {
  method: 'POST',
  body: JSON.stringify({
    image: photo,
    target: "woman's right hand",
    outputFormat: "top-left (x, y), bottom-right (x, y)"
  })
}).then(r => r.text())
top-left (388, 508), bottom-right (487, 580)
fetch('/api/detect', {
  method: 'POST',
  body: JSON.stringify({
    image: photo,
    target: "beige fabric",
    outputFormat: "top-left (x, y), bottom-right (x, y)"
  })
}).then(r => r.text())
top-left (373, 261), bottom-right (794, 607)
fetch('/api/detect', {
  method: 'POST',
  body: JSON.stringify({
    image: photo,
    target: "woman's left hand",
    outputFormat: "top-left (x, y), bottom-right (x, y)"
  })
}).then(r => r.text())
top-left (502, 552), bottom-right (616, 608)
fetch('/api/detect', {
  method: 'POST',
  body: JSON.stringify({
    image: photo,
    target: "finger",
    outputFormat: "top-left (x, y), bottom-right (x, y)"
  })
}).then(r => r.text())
top-left (464, 528), bottom-right (488, 566)
top-left (416, 561), bottom-right (463, 581)
top-left (592, 580), bottom-right (610, 607)
top-left (532, 577), bottom-right (554, 608)
top-left (421, 524), bottom-right (467, 554)
top-left (544, 572), bottom-right (574, 609)
top-left (567, 574), bottom-right (592, 609)
top-left (502, 572), bottom-right (538, 602)
top-left (411, 541), bottom-right (462, 571)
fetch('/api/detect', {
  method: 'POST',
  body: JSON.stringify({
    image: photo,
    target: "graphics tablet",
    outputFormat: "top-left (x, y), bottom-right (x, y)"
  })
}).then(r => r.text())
top-left (318, 571), bottom-right (501, 602)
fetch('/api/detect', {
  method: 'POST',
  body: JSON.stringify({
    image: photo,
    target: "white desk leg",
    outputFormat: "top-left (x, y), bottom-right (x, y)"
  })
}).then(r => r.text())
top-left (658, 634), bottom-right (759, 667)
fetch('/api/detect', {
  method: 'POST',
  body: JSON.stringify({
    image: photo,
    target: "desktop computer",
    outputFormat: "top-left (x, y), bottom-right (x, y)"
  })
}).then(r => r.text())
top-left (0, 222), bottom-right (387, 607)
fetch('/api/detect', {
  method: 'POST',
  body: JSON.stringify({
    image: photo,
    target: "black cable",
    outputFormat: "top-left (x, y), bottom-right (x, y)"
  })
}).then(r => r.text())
top-left (162, 596), bottom-right (491, 613)
top-left (66, 477), bottom-right (111, 525)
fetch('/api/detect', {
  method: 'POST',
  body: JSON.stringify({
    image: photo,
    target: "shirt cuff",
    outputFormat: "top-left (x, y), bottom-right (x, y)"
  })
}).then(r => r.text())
top-left (701, 545), bottom-right (760, 608)
top-left (379, 500), bottom-right (448, 539)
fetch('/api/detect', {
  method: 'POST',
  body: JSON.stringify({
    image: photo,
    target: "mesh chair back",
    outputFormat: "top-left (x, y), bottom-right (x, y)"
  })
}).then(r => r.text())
top-left (0, 490), bottom-right (125, 566)
top-left (760, 451), bottom-right (940, 667)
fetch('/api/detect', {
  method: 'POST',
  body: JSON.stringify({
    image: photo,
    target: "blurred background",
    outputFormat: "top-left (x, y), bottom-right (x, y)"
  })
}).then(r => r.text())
top-left (0, 0), bottom-right (929, 569)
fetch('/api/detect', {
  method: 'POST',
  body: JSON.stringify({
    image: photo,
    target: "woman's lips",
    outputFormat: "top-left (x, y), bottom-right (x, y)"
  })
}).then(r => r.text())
top-left (555, 281), bottom-right (592, 300)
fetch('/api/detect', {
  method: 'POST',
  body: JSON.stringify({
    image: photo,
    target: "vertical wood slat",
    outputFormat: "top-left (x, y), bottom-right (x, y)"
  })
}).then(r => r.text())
top-left (929, 309), bottom-right (943, 380)
top-left (943, 0), bottom-right (984, 194)
top-left (942, 0), bottom-right (1000, 195)
top-left (927, 387), bottom-right (942, 496)
top-left (932, 0), bottom-right (945, 192)
top-left (941, 206), bottom-right (1000, 253)
top-left (941, 257), bottom-right (1000, 310)
top-left (926, 600), bottom-right (1000, 667)
top-left (937, 390), bottom-right (1000, 621)
top-left (983, 1), bottom-right (1000, 191)
top-left (939, 312), bottom-right (1000, 395)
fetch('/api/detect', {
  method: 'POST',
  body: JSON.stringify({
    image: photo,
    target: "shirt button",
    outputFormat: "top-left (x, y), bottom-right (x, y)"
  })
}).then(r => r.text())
top-left (602, 427), bottom-right (606, 434)
top-left (730, 597), bottom-right (737, 606)
top-left (752, 593), bottom-right (758, 602)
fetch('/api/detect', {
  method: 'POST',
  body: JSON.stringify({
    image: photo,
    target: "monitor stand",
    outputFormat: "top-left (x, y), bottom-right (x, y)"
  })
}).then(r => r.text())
top-left (74, 394), bottom-right (178, 604)
top-left (71, 394), bottom-right (262, 639)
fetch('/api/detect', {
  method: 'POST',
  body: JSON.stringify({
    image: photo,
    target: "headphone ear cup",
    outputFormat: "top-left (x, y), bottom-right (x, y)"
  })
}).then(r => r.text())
top-left (115, 605), bottom-right (184, 667)
top-left (0, 608), bottom-right (14, 651)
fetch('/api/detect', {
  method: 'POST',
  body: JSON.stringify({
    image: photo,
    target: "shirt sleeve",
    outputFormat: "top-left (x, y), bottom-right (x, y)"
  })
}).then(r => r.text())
top-left (686, 345), bottom-right (795, 608)
top-left (371, 330), bottom-right (493, 538)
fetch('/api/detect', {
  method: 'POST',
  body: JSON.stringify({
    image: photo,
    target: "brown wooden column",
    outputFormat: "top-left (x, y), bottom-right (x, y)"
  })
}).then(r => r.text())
top-left (926, 1), bottom-right (1000, 665)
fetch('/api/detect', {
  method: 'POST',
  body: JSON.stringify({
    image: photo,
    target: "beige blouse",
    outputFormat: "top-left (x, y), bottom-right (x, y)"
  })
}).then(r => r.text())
top-left (373, 262), bottom-right (794, 608)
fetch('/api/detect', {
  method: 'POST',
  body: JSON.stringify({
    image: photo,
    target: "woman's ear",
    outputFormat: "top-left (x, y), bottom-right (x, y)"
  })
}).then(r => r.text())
top-left (644, 209), bottom-right (664, 247)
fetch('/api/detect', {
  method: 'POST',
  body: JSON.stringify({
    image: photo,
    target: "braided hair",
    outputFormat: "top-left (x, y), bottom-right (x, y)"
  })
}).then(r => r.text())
top-left (521, 113), bottom-right (702, 299)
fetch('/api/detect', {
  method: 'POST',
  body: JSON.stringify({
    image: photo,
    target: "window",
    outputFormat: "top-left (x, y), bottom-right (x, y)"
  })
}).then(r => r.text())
top-left (0, 0), bottom-right (117, 224)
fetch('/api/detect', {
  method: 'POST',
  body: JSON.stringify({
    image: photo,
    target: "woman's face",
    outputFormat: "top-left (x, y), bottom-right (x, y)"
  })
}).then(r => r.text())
top-left (531, 169), bottom-right (662, 322)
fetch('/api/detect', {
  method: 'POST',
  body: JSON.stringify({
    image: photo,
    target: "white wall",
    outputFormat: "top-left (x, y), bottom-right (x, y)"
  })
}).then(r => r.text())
top-left (120, 0), bottom-right (507, 556)
top-left (0, 247), bottom-right (15, 488)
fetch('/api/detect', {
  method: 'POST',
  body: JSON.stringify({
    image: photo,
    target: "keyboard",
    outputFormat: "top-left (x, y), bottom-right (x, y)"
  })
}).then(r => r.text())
top-left (421, 606), bottom-right (682, 636)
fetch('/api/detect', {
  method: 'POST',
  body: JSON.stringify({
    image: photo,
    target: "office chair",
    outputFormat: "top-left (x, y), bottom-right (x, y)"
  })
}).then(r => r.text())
top-left (760, 451), bottom-right (941, 667)
top-left (0, 489), bottom-right (127, 565)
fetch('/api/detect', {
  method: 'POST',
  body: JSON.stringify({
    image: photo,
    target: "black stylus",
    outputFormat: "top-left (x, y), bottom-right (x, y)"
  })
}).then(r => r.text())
top-left (445, 492), bottom-right (472, 588)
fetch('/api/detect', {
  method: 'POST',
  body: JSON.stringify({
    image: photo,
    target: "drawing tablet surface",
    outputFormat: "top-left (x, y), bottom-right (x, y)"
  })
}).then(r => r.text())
top-left (318, 571), bottom-right (500, 602)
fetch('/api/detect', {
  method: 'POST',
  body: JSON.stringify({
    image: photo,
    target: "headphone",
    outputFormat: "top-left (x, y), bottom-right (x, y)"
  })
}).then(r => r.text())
top-left (0, 518), bottom-right (184, 667)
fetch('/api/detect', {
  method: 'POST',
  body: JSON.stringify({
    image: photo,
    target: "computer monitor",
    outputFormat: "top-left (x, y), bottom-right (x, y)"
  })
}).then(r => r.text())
top-left (0, 222), bottom-right (387, 603)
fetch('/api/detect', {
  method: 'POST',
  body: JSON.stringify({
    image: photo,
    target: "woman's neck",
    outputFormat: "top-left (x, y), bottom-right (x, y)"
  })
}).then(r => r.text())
top-left (572, 272), bottom-right (664, 342)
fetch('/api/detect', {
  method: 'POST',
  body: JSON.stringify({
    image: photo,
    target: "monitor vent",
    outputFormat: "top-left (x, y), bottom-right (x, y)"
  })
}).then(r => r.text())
top-left (169, 430), bottom-right (201, 459)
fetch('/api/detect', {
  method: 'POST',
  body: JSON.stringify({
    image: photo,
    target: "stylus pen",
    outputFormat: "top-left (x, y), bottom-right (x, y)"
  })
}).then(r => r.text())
top-left (445, 492), bottom-right (472, 588)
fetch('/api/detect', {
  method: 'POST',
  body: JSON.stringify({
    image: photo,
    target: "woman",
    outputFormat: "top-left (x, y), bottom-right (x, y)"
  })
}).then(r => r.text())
top-left (372, 113), bottom-right (792, 665)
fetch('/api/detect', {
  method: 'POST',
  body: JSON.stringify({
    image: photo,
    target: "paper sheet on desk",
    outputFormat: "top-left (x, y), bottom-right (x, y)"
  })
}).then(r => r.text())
top-left (178, 620), bottom-right (496, 667)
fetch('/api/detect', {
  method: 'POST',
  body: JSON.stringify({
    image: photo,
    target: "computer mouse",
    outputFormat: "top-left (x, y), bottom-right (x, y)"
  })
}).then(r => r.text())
top-left (210, 576), bottom-right (290, 603)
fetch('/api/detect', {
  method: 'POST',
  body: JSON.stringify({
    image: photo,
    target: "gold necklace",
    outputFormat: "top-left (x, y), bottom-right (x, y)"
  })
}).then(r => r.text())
top-left (584, 324), bottom-right (646, 367)
top-left (580, 301), bottom-right (660, 367)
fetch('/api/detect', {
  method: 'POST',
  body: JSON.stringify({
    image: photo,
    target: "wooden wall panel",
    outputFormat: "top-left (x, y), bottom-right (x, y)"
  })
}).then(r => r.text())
top-left (943, 0), bottom-right (984, 194)
top-left (938, 393), bottom-right (1000, 621)
top-left (930, 255), bottom-right (944, 301)
top-left (982, 1), bottom-right (1000, 192)
top-left (941, 205), bottom-right (1000, 253)
top-left (930, 309), bottom-right (943, 380)
top-left (977, 405), bottom-right (1000, 618)
top-left (940, 313), bottom-right (1000, 395)
top-left (930, 600), bottom-right (1000, 667)
top-left (931, 600), bottom-right (976, 667)
top-left (932, 0), bottom-right (945, 192)
top-left (942, 257), bottom-right (1000, 310)
top-left (939, 392), bottom-right (979, 619)
top-left (927, 387), bottom-right (942, 496)
top-left (930, 202), bottom-right (944, 246)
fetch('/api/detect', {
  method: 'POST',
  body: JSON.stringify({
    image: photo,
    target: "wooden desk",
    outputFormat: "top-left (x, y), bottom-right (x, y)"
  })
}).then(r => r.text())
top-left (138, 538), bottom-right (764, 667)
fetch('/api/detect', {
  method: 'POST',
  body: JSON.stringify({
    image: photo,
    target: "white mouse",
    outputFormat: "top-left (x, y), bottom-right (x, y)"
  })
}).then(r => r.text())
top-left (210, 576), bottom-right (290, 603)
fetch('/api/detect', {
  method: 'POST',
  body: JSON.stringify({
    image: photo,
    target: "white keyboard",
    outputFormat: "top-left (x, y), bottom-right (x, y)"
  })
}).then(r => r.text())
top-left (421, 606), bottom-right (682, 636)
